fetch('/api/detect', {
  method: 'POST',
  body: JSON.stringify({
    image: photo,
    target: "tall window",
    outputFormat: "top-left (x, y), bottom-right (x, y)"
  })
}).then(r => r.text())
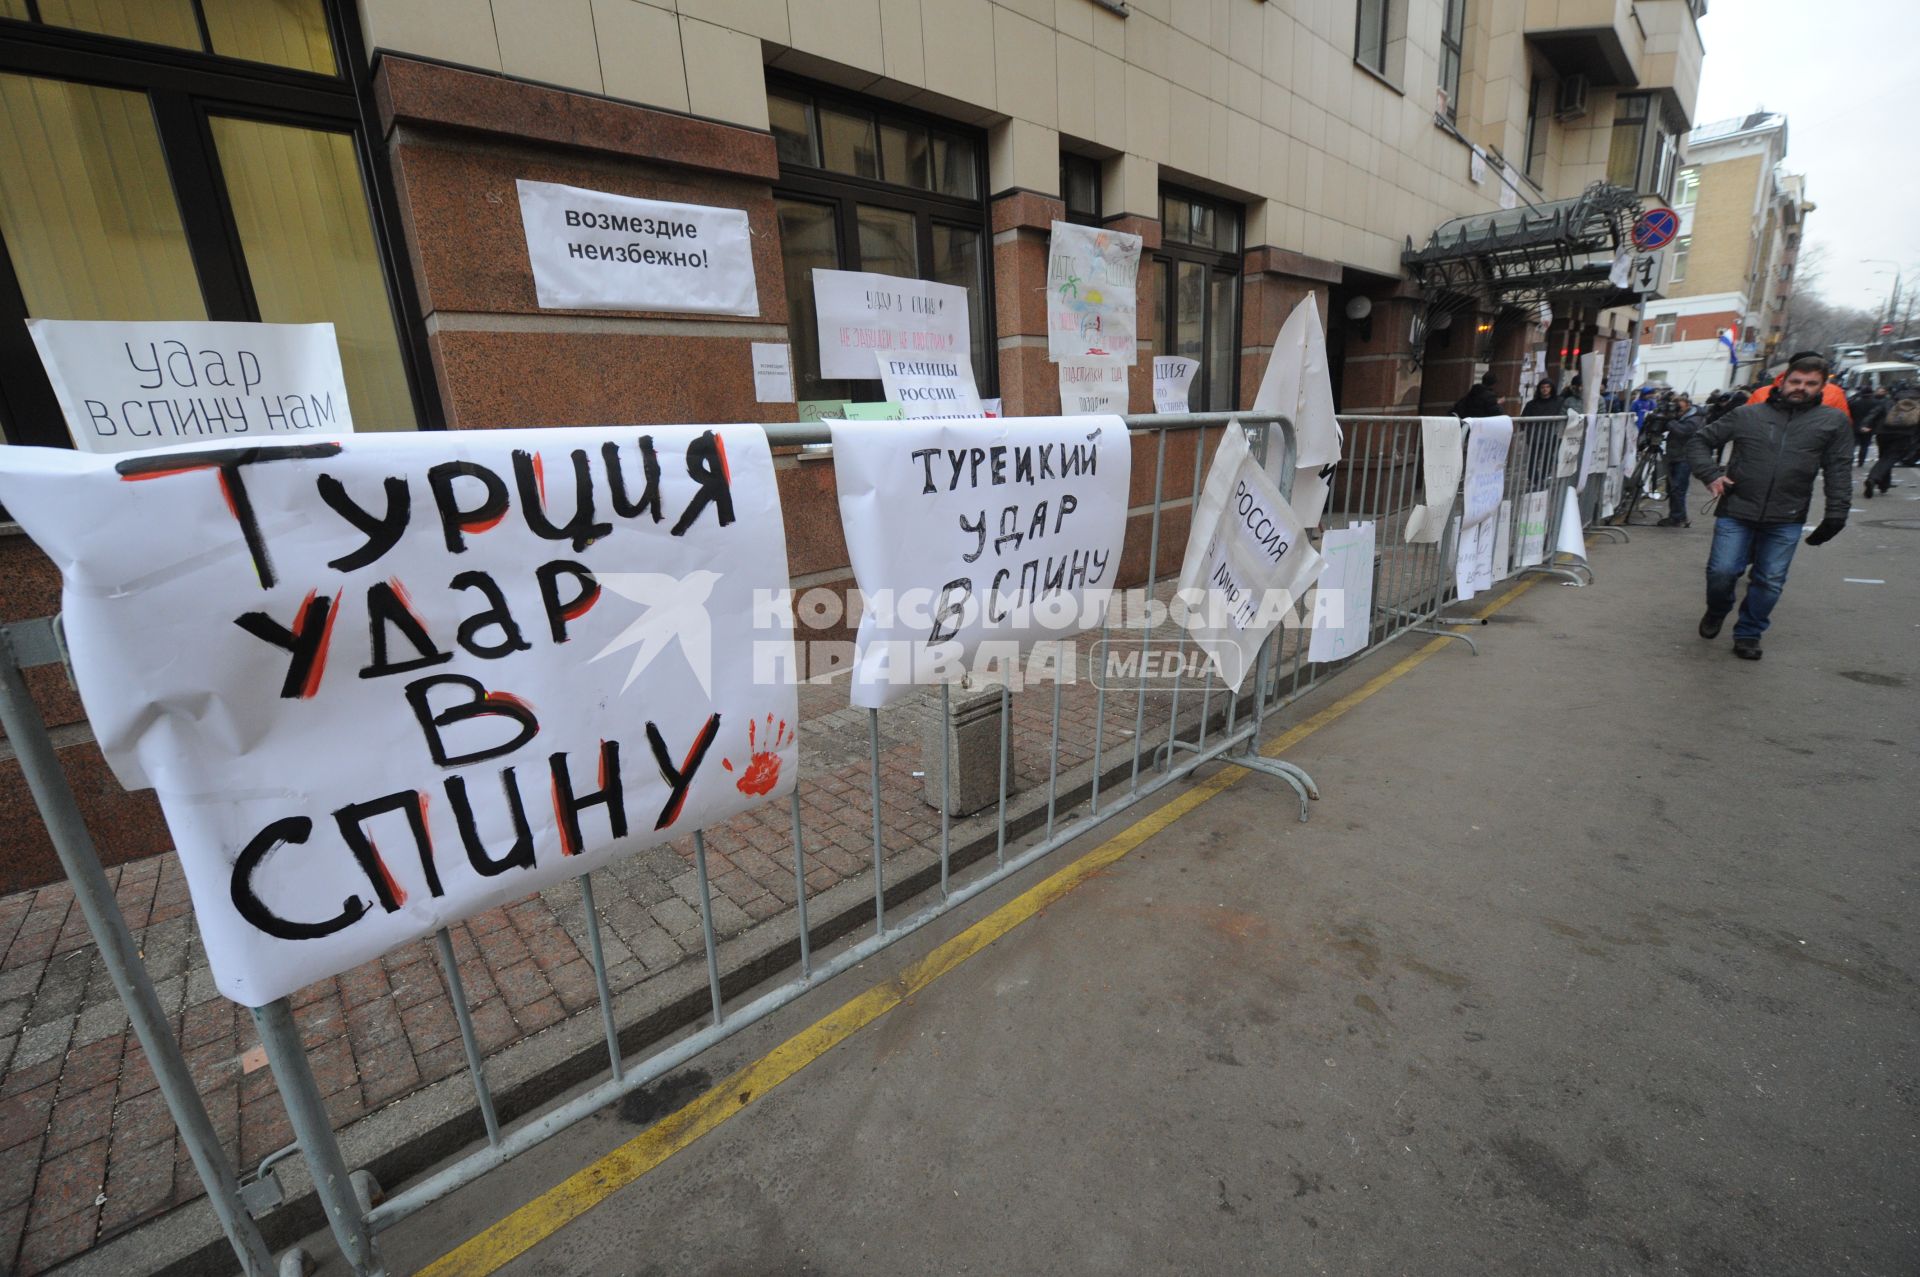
top-left (1669, 235), bottom-right (1691, 285)
top-left (1674, 166), bottom-right (1700, 207)
top-left (1355, 0), bottom-right (1392, 74)
top-left (1607, 94), bottom-right (1649, 188)
top-left (769, 81), bottom-right (991, 407)
top-left (1157, 188), bottom-right (1242, 413)
top-left (1438, 0), bottom-right (1466, 122)
top-left (1650, 313), bottom-right (1676, 344)
top-left (1061, 153), bottom-right (1102, 227)
top-left (1524, 76), bottom-right (1550, 181)
top-left (0, 1), bottom-right (429, 445)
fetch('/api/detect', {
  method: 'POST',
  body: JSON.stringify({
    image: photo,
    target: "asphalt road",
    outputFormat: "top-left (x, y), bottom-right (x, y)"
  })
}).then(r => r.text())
top-left (365, 486), bottom-right (1920, 1277)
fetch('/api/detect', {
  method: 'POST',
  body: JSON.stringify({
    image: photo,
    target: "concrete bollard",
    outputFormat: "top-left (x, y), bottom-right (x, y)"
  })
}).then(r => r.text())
top-left (921, 682), bottom-right (1017, 816)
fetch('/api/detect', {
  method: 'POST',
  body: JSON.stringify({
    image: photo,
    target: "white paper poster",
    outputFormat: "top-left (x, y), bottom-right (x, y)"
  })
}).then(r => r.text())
top-left (812, 270), bottom-right (971, 380)
top-left (1555, 413), bottom-right (1585, 479)
top-left (1307, 521), bottom-right (1375, 663)
top-left (1252, 298), bottom-right (1343, 527)
top-left (1174, 424), bottom-right (1326, 691)
top-left (1556, 485), bottom-right (1588, 565)
top-left (1048, 221), bottom-right (1143, 365)
top-left (1403, 416), bottom-right (1464, 543)
top-left (1516, 489), bottom-right (1550, 568)
top-left (1059, 359), bottom-right (1130, 415)
top-left (515, 179), bottom-right (757, 316)
top-left (1492, 498), bottom-right (1514, 581)
top-left (1578, 411), bottom-right (1608, 489)
top-left (829, 416), bottom-right (1131, 708)
top-left (1153, 357), bottom-right (1200, 414)
top-left (1461, 415), bottom-right (1514, 529)
top-left (751, 342), bottom-right (794, 403)
top-left (1602, 468), bottom-right (1623, 517)
top-left (1582, 351), bottom-right (1605, 412)
top-left (26, 319), bottom-right (354, 454)
top-left (877, 354), bottom-right (984, 419)
top-left (1455, 517), bottom-right (1497, 601)
top-left (0, 426), bottom-right (796, 1006)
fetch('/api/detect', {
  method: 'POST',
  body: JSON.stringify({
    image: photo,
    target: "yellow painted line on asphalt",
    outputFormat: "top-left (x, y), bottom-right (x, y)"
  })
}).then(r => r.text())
top-left (420, 578), bottom-right (1540, 1277)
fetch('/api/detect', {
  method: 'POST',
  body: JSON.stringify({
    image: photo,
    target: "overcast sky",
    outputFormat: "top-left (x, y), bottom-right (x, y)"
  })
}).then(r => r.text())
top-left (1692, 0), bottom-right (1920, 313)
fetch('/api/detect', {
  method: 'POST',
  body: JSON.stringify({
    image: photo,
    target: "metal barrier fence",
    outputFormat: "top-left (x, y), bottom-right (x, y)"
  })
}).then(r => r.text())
top-left (0, 406), bottom-right (1597, 1275)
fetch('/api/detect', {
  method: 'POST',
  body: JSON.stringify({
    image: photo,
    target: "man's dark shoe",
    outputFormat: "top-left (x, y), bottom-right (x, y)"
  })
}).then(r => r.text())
top-left (1699, 610), bottom-right (1727, 639)
top-left (1732, 638), bottom-right (1762, 660)
top-left (1863, 479), bottom-right (1874, 499)
top-left (1657, 516), bottom-right (1690, 527)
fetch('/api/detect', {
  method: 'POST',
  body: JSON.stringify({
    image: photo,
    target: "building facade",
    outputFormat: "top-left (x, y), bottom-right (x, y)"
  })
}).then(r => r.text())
top-left (0, 0), bottom-right (1705, 888)
top-left (1639, 111), bottom-right (1812, 394)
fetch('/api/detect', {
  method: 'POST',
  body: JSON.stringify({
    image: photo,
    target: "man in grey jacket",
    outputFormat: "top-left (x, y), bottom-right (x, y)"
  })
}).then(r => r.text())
top-left (1683, 354), bottom-right (1853, 660)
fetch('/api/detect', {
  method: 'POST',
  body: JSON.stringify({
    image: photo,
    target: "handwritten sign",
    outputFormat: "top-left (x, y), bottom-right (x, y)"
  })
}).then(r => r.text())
top-left (26, 320), bottom-right (353, 455)
top-left (1461, 415), bottom-right (1513, 529)
top-left (1059, 359), bottom-right (1130, 415)
top-left (1403, 416), bottom-right (1463, 544)
top-left (829, 416), bottom-right (1131, 708)
top-left (1153, 357), bottom-right (1199, 414)
top-left (877, 354), bottom-right (984, 419)
top-left (1047, 221), bottom-right (1141, 365)
top-left (812, 270), bottom-right (970, 380)
top-left (0, 427), bottom-right (796, 1006)
top-left (1174, 424), bottom-right (1325, 691)
top-left (1307, 521), bottom-right (1375, 663)
top-left (516, 180), bottom-right (757, 316)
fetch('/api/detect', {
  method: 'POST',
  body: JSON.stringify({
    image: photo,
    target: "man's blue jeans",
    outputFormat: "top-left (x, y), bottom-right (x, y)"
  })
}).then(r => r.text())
top-left (1706, 517), bottom-right (1802, 639)
top-left (1668, 458), bottom-right (1691, 522)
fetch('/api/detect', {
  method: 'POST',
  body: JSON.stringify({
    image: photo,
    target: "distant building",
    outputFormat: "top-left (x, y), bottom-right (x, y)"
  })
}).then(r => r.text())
top-left (1639, 112), bottom-right (1813, 393)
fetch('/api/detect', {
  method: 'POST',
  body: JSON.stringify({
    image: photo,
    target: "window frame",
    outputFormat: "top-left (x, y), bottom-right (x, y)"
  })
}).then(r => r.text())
top-left (1524, 74), bottom-right (1550, 182)
top-left (768, 75), bottom-right (996, 406)
top-left (1156, 186), bottom-right (1244, 414)
top-left (0, 2), bottom-right (439, 446)
top-left (1354, 0), bottom-right (1392, 77)
top-left (1060, 152), bottom-right (1102, 227)
top-left (1674, 166), bottom-right (1699, 207)
top-left (1669, 235), bottom-right (1690, 285)
top-left (1438, 0), bottom-right (1466, 123)
top-left (1650, 313), bottom-right (1676, 344)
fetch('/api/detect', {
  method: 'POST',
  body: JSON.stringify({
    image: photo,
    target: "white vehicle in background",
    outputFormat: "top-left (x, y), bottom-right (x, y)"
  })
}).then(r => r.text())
top-left (1836, 361), bottom-right (1919, 393)
top-left (1831, 345), bottom-right (1869, 375)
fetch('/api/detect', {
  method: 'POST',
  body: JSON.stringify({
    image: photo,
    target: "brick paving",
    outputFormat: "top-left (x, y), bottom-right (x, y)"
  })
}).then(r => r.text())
top-left (0, 621), bottom-right (1203, 1273)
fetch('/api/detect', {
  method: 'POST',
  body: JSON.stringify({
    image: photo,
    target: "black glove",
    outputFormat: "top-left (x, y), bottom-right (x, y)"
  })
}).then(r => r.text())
top-left (1805, 518), bottom-right (1845, 546)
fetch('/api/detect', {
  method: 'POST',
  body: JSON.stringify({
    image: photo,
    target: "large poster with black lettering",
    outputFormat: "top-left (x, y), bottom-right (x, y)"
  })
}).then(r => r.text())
top-left (0, 427), bottom-right (795, 1006)
top-left (26, 319), bottom-right (353, 454)
top-left (515, 179), bottom-right (758, 316)
top-left (829, 416), bottom-right (1132, 709)
top-left (1174, 424), bottom-right (1325, 691)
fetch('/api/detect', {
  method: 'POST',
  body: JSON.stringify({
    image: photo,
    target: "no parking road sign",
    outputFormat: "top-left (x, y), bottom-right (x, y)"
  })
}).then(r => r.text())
top-left (1631, 206), bottom-right (1679, 252)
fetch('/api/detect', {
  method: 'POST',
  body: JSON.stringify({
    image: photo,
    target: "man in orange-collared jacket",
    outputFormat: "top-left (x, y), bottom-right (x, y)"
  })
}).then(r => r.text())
top-left (1745, 351), bottom-right (1852, 418)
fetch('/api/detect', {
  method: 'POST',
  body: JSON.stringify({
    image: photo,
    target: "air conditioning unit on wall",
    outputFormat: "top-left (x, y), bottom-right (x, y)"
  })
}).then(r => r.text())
top-left (1555, 75), bottom-right (1589, 121)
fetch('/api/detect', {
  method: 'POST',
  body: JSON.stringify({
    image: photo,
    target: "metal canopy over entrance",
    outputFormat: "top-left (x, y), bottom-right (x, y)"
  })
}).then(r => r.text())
top-left (1402, 181), bottom-right (1649, 309)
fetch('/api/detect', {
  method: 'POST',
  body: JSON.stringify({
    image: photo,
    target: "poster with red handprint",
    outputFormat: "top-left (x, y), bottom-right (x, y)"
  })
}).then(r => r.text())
top-left (0, 425), bottom-right (798, 1006)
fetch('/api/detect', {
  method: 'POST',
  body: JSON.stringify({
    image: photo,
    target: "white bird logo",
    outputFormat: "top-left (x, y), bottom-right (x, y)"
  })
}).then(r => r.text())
top-left (590, 570), bottom-right (722, 696)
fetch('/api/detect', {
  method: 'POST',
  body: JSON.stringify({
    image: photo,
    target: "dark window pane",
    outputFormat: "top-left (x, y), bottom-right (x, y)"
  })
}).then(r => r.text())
top-left (930, 133), bottom-right (977, 198)
top-left (35, 0), bottom-right (201, 49)
top-left (879, 122), bottom-right (931, 190)
top-left (933, 223), bottom-right (988, 392)
top-left (1162, 196), bottom-right (1187, 244)
top-left (1062, 154), bottom-right (1100, 219)
top-left (769, 93), bottom-right (818, 168)
top-left (1356, 0), bottom-right (1385, 70)
top-left (1173, 260), bottom-right (1205, 364)
top-left (856, 204), bottom-right (917, 278)
top-left (776, 197), bottom-right (851, 403)
top-left (1207, 270), bottom-right (1238, 410)
top-left (202, 0), bottom-right (337, 74)
top-left (1214, 207), bottom-right (1240, 253)
top-left (1189, 202), bottom-right (1214, 249)
top-left (820, 106), bottom-right (879, 179)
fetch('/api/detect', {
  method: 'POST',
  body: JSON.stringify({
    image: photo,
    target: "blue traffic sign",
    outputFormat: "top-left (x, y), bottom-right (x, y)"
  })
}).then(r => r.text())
top-left (1632, 206), bottom-right (1679, 251)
